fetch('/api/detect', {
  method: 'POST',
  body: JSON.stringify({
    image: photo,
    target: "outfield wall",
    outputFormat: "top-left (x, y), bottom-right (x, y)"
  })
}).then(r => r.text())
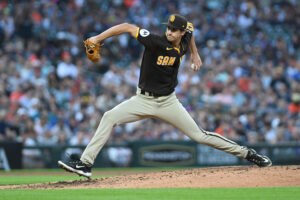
top-left (1, 141), bottom-right (300, 169)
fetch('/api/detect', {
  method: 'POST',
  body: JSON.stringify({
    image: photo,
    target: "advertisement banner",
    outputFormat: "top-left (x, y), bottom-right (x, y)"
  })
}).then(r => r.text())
top-left (131, 141), bottom-right (197, 167)
top-left (197, 144), bottom-right (239, 166)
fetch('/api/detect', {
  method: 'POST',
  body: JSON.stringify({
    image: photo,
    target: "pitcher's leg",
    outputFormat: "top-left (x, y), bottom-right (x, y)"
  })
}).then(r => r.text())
top-left (81, 95), bottom-right (151, 165)
top-left (156, 96), bottom-right (248, 158)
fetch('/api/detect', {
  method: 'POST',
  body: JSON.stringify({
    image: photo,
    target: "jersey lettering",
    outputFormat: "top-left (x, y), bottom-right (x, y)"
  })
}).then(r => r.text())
top-left (156, 56), bottom-right (176, 66)
top-left (168, 57), bottom-right (176, 65)
top-left (157, 56), bottom-right (163, 65)
top-left (162, 56), bottom-right (169, 65)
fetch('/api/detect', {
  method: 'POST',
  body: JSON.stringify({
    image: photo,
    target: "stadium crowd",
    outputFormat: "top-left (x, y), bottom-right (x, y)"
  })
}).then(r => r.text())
top-left (0, 0), bottom-right (300, 158)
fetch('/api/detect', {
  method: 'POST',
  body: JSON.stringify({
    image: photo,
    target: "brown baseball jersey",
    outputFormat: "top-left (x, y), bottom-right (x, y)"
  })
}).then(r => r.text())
top-left (80, 24), bottom-right (249, 166)
top-left (136, 27), bottom-right (192, 95)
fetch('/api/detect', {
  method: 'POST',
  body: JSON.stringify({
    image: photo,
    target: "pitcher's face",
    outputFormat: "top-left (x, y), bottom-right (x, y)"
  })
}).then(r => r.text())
top-left (166, 27), bottom-right (185, 42)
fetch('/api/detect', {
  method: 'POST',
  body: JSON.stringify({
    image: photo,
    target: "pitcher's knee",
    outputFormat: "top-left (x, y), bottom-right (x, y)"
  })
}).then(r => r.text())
top-left (102, 110), bottom-right (117, 124)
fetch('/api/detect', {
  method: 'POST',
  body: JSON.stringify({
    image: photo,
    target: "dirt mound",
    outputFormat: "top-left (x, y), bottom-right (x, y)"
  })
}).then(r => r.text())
top-left (1, 165), bottom-right (300, 189)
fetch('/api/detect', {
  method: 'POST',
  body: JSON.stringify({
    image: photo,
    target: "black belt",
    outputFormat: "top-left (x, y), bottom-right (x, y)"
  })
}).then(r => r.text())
top-left (141, 89), bottom-right (164, 97)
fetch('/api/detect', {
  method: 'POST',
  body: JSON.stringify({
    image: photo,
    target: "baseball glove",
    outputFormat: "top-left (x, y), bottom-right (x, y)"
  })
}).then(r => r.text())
top-left (83, 40), bottom-right (101, 62)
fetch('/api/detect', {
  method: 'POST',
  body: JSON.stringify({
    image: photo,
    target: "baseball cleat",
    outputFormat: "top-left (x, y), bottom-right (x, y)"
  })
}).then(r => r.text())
top-left (58, 160), bottom-right (92, 178)
top-left (246, 148), bottom-right (272, 167)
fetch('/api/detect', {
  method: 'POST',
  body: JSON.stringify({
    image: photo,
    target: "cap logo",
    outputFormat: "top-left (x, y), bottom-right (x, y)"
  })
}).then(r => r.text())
top-left (169, 15), bottom-right (175, 22)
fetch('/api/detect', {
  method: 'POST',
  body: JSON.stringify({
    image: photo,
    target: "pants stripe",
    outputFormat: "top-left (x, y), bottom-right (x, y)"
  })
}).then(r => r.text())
top-left (199, 127), bottom-right (238, 145)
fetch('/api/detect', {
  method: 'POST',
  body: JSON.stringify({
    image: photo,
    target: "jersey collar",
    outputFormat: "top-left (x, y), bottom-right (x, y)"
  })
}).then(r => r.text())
top-left (163, 35), bottom-right (181, 54)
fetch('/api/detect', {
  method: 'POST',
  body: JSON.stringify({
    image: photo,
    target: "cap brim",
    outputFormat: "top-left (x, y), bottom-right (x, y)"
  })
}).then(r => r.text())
top-left (162, 22), bottom-right (184, 30)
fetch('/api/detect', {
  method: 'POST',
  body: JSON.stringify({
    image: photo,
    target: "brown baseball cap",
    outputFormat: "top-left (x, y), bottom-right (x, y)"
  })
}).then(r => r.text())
top-left (162, 14), bottom-right (187, 31)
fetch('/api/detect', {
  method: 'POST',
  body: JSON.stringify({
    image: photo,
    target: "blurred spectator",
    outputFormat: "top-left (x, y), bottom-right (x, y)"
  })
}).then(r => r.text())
top-left (0, 11), bottom-right (15, 40)
top-left (288, 93), bottom-right (300, 115)
top-left (0, 110), bottom-right (8, 140)
top-left (65, 131), bottom-right (89, 158)
top-left (56, 52), bottom-right (78, 79)
top-left (22, 119), bottom-right (43, 168)
top-left (0, 0), bottom-right (299, 148)
top-left (37, 130), bottom-right (57, 146)
top-left (50, 118), bottom-right (72, 139)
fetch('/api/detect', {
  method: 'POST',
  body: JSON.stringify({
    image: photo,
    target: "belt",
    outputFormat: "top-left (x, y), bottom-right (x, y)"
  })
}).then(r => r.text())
top-left (140, 89), bottom-right (163, 97)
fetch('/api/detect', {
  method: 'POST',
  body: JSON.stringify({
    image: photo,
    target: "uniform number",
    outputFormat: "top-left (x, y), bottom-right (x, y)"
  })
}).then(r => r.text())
top-left (157, 56), bottom-right (176, 66)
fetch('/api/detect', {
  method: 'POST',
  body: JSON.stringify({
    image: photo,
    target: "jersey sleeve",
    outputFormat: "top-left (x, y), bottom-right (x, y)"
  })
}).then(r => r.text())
top-left (136, 28), bottom-right (161, 49)
top-left (184, 22), bottom-right (193, 43)
top-left (181, 22), bottom-right (194, 54)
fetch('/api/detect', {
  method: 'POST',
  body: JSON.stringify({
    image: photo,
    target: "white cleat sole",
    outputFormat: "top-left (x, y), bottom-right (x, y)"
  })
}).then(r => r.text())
top-left (58, 161), bottom-right (92, 179)
top-left (262, 156), bottom-right (272, 167)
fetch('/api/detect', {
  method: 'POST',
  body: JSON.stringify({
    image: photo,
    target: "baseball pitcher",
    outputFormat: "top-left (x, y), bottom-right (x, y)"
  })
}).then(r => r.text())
top-left (58, 14), bottom-right (272, 178)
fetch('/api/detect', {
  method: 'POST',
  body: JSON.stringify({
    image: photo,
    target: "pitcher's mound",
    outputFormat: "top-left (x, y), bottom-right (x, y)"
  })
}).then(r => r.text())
top-left (2, 165), bottom-right (300, 189)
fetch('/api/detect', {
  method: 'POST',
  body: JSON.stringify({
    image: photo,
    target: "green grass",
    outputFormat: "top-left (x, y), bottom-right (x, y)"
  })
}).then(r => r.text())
top-left (0, 168), bottom-right (299, 200)
top-left (1, 188), bottom-right (300, 200)
top-left (0, 166), bottom-right (193, 173)
top-left (0, 175), bottom-right (108, 185)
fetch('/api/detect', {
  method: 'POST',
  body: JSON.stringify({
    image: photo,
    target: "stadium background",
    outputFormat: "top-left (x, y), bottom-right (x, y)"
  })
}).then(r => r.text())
top-left (0, 0), bottom-right (300, 169)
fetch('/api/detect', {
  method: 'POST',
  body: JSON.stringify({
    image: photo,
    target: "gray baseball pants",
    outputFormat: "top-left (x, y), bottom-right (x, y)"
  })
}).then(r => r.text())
top-left (81, 87), bottom-right (248, 166)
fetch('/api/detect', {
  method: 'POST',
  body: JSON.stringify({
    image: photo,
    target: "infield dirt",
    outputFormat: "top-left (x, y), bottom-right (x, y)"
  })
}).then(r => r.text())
top-left (1, 165), bottom-right (300, 189)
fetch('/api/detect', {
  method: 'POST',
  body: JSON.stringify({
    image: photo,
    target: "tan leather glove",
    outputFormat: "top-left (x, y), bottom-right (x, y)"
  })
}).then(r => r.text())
top-left (83, 40), bottom-right (101, 62)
